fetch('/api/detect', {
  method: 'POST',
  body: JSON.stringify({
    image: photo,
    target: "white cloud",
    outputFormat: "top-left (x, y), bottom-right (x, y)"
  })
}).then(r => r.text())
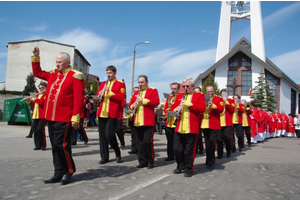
top-left (20, 23), bottom-right (48, 32)
top-left (0, 52), bottom-right (7, 58)
top-left (270, 49), bottom-right (300, 84)
top-left (51, 29), bottom-right (110, 55)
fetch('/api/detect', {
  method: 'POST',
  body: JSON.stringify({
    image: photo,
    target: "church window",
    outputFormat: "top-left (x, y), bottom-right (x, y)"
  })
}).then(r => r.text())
top-left (241, 53), bottom-right (251, 67)
top-left (241, 70), bottom-right (252, 95)
top-left (265, 70), bottom-right (278, 109)
top-left (227, 70), bottom-right (238, 96)
top-left (228, 55), bottom-right (238, 67)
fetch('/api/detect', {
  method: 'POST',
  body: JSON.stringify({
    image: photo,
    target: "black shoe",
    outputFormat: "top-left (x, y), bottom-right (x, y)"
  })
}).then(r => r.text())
top-left (227, 152), bottom-right (231, 158)
top-left (232, 148), bottom-right (236, 153)
top-left (248, 144), bottom-right (252, 147)
top-left (217, 155), bottom-right (222, 159)
top-left (199, 150), bottom-right (203, 154)
top-left (26, 135), bottom-right (32, 138)
top-left (34, 147), bottom-right (41, 150)
top-left (99, 159), bottom-right (109, 164)
top-left (61, 172), bottom-right (72, 185)
top-left (207, 162), bottom-right (213, 167)
top-left (128, 150), bottom-right (137, 154)
top-left (184, 171), bottom-right (193, 177)
top-left (120, 144), bottom-right (125, 149)
top-left (44, 176), bottom-right (61, 184)
top-left (41, 147), bottom-right (46, 151)
top-left (136, 164), bottom-right (147, 168)
top-left (173, 168), bottom-right (185, 174)
top-left (164, 157), bottom-right (175, 161)
top-left (239, 148), bottom-right (242, 152)
top-left (84, 139), bottom-right (88, 144)
top-left (116, 157), bottom-right (122, 163)
top-left (147, 163), bottom-right (154, 169)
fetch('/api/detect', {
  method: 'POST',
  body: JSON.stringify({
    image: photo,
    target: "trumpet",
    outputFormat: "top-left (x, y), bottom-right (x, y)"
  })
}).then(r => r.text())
top-left (130, 86), bottom-right (142, 122)
top-left (173, 89), bottom-right (187, 126)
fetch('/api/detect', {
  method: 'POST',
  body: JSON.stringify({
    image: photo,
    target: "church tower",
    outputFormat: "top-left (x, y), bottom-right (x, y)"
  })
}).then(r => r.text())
top-left (216, 1), bottom-right (266, 62)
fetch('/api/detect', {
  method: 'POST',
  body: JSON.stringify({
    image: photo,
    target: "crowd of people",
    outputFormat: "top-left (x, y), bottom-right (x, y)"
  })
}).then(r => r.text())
top-left (25, 47), bottom-right (300, 184)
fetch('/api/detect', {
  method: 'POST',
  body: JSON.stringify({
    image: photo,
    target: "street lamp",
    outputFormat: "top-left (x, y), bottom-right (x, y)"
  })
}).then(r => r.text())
top-left (131, 41), bottom-right (150, 96)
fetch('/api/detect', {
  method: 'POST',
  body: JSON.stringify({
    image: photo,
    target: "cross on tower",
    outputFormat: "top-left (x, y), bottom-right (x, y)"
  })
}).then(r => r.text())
top-left (226, 77), bottom-right (242, 96)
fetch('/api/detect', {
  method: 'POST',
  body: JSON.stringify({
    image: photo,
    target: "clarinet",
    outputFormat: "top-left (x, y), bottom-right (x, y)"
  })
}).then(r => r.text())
top-left (130, 86), bottom-right (142, 122)
top-left (173, 89), bottom-right (188, 126)
top-left (96, 80), bottom-right (107, 107)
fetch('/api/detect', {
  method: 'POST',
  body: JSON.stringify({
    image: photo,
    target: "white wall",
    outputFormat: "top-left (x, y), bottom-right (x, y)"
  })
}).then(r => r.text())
top-left (215, 62), bottom-right (229, 89)
top-left (5, 41), bottom-right (75, 92)
top-left (280, 79), bottom-right (291, 113)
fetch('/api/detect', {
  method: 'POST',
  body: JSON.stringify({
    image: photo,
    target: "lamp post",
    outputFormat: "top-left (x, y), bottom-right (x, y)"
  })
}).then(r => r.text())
top-left (131, 41), bottom-right (150, 96)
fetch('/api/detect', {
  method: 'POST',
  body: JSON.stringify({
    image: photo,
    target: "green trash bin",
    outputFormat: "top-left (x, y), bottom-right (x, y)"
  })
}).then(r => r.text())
top-left (2, 97), bottom-right (32, 125)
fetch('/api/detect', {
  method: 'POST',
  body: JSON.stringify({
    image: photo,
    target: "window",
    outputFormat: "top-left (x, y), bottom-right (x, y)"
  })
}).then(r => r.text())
top-left (241, 70), bottom-right (252, 96)
top-left (227, 70), bottom-right (238, 96)
top-left (241, 53), bottom-right (251, 67)
top-left (228, 55), bottom-right (238, 67)
top-left (265, 70), bottom-right (278, 109)
top-left (291, 89), bottom-right (296, 116)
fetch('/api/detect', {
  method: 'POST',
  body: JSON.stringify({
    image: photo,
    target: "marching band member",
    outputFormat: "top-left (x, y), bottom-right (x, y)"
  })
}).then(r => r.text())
top-left (242, 100), bottom-right (253, 147)
top-left (163, 82), bottom-right (180, 161)
top-left (201, 85), bottom-right (224, 167)
top-left (128, 75), bottom-right (159, 169)
top-left (232, 95), bottom-right (245, 152)
top-left (127, 86), bottom-right (139, 154)
top-left (171, 77), bottom-right (206, 177)
top-left (31, 47), bottom-right (84, 185)
top-left (97, 65), bottom-right (126, 165)
top-left (26, 82), bottom-right (47, 151)
top-left (217, 89), bottom-right (235, 159)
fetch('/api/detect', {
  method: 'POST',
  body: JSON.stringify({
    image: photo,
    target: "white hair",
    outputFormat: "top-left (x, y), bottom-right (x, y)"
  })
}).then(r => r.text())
top-left (57, 52), bottom-right (70, 62)
top-left (182, 77), bottom-right (194, 85)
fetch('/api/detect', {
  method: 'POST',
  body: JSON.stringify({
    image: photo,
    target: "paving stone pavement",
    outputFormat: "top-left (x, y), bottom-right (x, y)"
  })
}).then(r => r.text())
top-left (0, 121), bottom-right (300, 200)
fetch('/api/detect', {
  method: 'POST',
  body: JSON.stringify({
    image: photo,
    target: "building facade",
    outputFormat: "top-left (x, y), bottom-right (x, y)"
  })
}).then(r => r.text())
top-left (4, 39), bottom-right (91, 92)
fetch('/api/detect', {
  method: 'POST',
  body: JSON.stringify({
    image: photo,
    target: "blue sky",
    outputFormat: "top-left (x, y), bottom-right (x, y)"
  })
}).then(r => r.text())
top-left (0, 1), bottom-right (300, 101)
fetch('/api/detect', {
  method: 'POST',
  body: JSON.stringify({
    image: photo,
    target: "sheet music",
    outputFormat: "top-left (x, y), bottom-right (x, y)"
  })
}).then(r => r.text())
top-left (91, 95), bottom-right (100, 100)
top-left (163, 93), bottom-right (170, 99)
top-left (167, 111), bottom-right (179, 117)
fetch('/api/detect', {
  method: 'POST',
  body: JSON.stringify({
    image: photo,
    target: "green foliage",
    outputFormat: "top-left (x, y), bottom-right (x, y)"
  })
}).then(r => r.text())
top-left (201, 74), bottom-right (220, 95)
top-left (22, 73), bottom-right (37, 96)
top-left (0, 87), bottom-right (7, 94)
top-left (85, 75), bottom-right (90, 94)
top-left (250, 72), bottom-right (276, 111)
top-left (91, 80), bottom-right (98, 95)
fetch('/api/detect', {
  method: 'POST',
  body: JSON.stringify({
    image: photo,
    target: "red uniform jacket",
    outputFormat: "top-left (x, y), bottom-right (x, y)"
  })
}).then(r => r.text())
top-left (31, 57), bottom-right (84, 123)
top-left (27, 92), bottom-right (46, 119)
top-left (273, 113), bottom-right (283, 130)
top-left (164, 94), bottom-right (178, 128)
top-left (201, 95), bottom-right (224, 130)
top-left (118, 95), bottom-right (126, 120)
top-left (242, 106), bottom-right (253, 127)
top-left (170, 91), bottom-right (206, 134)
top-left (233, 103), bottom-right (245, 124)
top-left (220, 98), bottom-right (235, 127)
top-left (128, 86), bottom-right (159, 127)
top-left (97, 78), bottom-right (126, 119)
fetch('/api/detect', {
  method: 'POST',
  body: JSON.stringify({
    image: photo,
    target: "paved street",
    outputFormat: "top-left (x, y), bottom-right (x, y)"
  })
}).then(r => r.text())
top-left (0, 121), bottom-right (300, 200)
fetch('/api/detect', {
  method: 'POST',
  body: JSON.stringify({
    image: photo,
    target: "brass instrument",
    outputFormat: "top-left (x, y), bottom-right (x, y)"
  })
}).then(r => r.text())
top-left (173, 89), bottom-right (187, 126)
top-left (164, 92), bottom-right (175, 122)
top-left (130, 86), bottom-right (142, 123)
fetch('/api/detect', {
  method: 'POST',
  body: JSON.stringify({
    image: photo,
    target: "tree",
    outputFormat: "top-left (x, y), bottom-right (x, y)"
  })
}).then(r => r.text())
top-left (201, 73), bottom-right (220, 95)
top-left (84, 75), bottom-right (90, 94)
top-left (91, 80), bottom-right (98, 95)
top-left (250, 72), bottom-right (276, 111)
top-left (22, 73), bottom-right (38, 96)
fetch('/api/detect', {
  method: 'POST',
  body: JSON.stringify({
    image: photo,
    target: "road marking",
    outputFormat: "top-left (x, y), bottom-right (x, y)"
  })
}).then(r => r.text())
top-left (108, 174), bottom-right (170, 200)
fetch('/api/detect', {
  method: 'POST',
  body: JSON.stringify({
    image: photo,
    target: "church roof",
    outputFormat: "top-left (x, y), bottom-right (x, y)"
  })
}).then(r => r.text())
top-left (194, 37), bottom-right (300, 92)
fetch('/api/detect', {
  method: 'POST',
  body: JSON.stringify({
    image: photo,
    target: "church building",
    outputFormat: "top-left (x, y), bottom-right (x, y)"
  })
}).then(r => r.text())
top-left (195, 1), bottom-right (300, 115)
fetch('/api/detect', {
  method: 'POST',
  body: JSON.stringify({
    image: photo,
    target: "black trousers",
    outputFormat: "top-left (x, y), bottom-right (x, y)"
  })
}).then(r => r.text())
top-left (135, 126), bottom-right (154, 165)
top-left (173, 132), bottom-right (197, 172)
top-left (98, 117), bottom-right (120, 161)
top-left (47, 121), bottom-right (76, 177)
top-left (203, 129), bottom-right (218, 165)
top-left (77, 118), bottom-right (88, 141)
top-left (130, 126), bottom-right (138, 152)
top-left (243, 126), bottom-right (251, 145)
top-left (165, 127), bottom-right (175, 159)
top-left (28, 119), bottom-right (36, 137)
top-left (217, 126), bottom-right (232, 157)
top-left (296, 130), bottom-right (300, 138)
top-left (196, 129), bottom-right (204, 152)
top-left (116, 119), bottom-right (125, 146)
top-left (232, 124), bottom-right (244, 149)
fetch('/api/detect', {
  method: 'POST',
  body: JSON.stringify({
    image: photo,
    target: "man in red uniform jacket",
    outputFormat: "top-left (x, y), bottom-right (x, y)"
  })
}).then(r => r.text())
top-left (97, 65), bottom-right (126, 164)
top-left (128, 75), bottom-right (159, 169)
top-left (26, 82), bottom-right (47, 151)
top-left (31, 47), bottom-right (84, 185)
top-left (201, 85), bottom-right (224, 167)
top-left (163, 82), bottom-right (180, 161)
top-left (241, 100), bottom-right (253, 147)
top-left (170, 77), bottom-right (206, 177)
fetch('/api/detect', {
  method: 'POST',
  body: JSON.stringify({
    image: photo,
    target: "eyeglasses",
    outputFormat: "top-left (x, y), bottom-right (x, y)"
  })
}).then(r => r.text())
top-left (182, 85), bottom-right (191, 88)
top-left (39, 87), bottom-right (44, 90)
